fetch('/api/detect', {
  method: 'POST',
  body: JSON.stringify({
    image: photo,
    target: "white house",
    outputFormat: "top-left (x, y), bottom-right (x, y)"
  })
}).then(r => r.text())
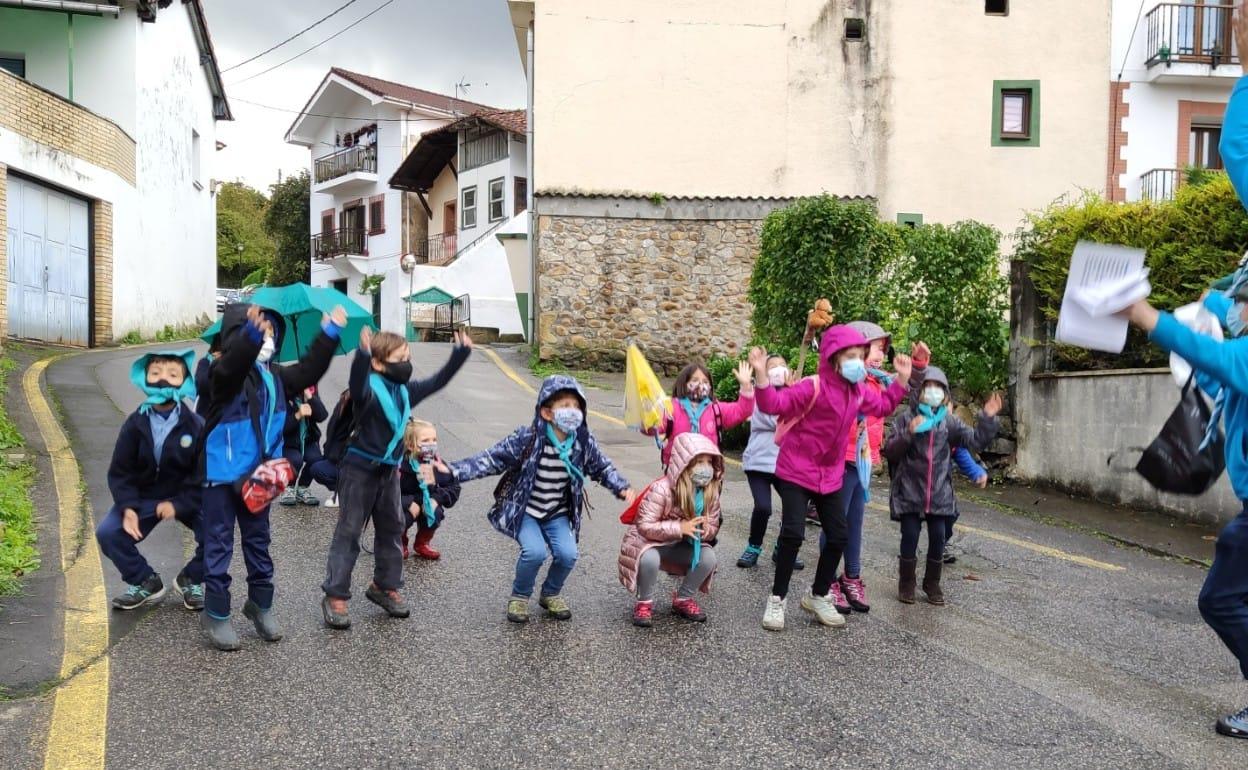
top-left (285, 68), bottom-right (509, 335)
top-left (388, 108), bottom-right (528, 339)
top-left (0, 0), bottom-right (228, 346)
top-left (1110, 0), bottom-right (1239, 201)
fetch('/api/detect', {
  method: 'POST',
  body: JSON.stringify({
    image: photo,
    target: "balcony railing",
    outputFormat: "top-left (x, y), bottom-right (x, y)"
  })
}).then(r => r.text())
top-left (416, 232), bottom-right (459, 266)
top-left (1140, 168), bottom-right (1181, 201)
top-left (1146, 3), bottom-right (1238, 67)
top-left (313, 145), bottom-right (378, 185)
top-left (311, 228), bottom-right (366, 260)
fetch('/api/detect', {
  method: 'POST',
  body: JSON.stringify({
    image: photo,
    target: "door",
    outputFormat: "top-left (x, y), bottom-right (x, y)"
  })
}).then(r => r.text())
top-left (5, 176), bottom-right (90, 345)
top-left (441, 201), bottom-right (457, 258)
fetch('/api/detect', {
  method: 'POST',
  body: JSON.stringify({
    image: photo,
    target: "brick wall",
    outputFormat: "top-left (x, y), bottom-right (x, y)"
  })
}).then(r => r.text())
top-left (1106, 82), bottom-right (1129, 202)
top-left (93, 202), bottom-right (114, 346)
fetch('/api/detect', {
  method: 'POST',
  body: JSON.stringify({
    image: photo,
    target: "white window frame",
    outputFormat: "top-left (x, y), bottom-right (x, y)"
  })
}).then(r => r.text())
top-left (488, 177), bottom-right (506, 222)
top-left (462, 186), bottom-right (477, 230)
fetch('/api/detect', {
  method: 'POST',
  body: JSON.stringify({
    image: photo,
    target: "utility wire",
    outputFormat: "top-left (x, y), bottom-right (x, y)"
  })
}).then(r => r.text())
top-left (228, 0), bottom-right (399, 86)
top-left (232, 96), bottom-right (486, 123)
top-left (221, 0), bottom-right (364, 73)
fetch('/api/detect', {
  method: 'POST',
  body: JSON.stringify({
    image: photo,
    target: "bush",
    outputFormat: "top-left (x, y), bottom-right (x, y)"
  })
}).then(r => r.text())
top-left (1014, 173), bottom-right (1248, 370)
top-left (707, 354), bottom-right (750, 450)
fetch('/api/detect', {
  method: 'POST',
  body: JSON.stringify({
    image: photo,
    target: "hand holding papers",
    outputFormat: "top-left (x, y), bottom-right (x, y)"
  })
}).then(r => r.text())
top-left (1055, 241), bottom-right (1150, 353)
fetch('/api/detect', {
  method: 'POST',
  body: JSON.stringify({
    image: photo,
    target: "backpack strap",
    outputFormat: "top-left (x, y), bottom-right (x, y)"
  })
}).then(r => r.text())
top-left (712, 401), bottom-right (724, 445)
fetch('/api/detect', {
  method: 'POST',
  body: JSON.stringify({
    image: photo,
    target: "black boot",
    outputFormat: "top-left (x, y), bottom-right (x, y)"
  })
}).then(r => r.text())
top-left (898, 557), bottom-right (917, 604)
top-left (243, 600), bottom-right (283, 642)
top-left (922, 559), bottom-right (946, 606)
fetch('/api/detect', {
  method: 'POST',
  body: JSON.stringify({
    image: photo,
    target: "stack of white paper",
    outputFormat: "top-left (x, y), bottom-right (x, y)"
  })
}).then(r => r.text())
top-left (1055, 241), bottom-right (1149, 353)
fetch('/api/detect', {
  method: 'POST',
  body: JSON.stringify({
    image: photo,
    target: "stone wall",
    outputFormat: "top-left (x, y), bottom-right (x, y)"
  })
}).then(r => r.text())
top-left (536, 211), bottom-right (761, 370)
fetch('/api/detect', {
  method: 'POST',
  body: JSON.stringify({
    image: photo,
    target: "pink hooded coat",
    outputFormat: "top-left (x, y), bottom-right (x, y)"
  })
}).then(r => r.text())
top-left (618, 433), bottom-right (724, 594)
top-left (755, 325), bottom-right (906, 494)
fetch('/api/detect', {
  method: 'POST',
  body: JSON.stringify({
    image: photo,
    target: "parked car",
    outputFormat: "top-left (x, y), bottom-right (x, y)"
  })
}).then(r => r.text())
top-left (215, 288), bottom-right (241, 312)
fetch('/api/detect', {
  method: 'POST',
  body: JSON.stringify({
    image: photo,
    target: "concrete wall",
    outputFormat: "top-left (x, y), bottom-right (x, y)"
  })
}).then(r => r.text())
top-left (427, 164), bottom-right (457, 237)
top-left (407, 219), bottom-right (524, 336)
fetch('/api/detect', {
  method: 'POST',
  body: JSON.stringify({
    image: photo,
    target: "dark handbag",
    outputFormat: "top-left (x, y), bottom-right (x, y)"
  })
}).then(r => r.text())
top-left (1132, 374), bottom-right (1226, 495)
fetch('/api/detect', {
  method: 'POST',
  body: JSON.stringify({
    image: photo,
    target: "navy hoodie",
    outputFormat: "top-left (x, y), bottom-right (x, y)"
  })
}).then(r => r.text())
top-left (108, 404), bottom-right (204, 515)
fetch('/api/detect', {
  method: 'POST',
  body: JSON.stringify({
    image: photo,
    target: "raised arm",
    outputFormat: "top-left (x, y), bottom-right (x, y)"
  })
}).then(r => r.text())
top-left (211, 308), bottom-right (265, 404)
top-left (278, 314), bottom-right (343, 395)
top-left (1220, 23), bottom-right (1248, 206)
top-left (449, 426), bottom-right (531, 483)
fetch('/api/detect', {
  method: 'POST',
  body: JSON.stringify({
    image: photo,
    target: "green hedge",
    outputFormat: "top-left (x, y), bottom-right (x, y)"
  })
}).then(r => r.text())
top-left (1014, 173), bottom-right (1248, 370)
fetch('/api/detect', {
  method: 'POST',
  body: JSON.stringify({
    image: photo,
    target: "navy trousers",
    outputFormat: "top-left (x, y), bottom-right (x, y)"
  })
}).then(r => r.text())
top-left (1198, 504), bottom-right (1248, 680)
top-left (286, 443), bottom-right (328, 488)
top-left (202, 484), bottom-right (274, 618)
top-left (96, 500), bottom-right (204, 586)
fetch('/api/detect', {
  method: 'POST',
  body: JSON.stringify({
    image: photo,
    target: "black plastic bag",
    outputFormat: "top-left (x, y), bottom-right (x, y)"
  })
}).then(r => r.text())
top-left (1133, 374), bottom-right (1226, 495)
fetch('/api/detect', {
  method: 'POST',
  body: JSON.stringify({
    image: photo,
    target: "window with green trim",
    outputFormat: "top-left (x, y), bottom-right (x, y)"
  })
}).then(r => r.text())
top-left (991, 80), bottom-right (1040, 147)
top-left (896, 213), bottom-right (923, 228)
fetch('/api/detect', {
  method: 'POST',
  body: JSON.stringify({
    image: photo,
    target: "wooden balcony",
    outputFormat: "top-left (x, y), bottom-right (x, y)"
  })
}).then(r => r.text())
top-left (1140, 168), bottom-right (1180, 201)
top-left (311, 228), bottom-right (367, 261)
top-left (1145, 3), bottom-right (1239, 70)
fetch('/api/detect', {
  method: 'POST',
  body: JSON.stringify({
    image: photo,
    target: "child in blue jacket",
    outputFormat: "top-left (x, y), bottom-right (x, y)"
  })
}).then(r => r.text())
top-left (450, 375), bottom-right (635, 624)
top-left (96, 350), bottom-right (205, 611)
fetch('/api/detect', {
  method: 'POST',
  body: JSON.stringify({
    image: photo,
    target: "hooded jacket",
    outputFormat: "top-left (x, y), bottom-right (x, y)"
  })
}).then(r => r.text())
top-left (450, 375), bottom-right (630, 541)
top-left (742, 399), bottom-right (781, 474)
top-left (282, 390), bottom-right (328, 455)
top-left (398, 459), bottom-right (461, 528)
top-left (618, 433), bottom-right (723, 594)
top-left (201, 303), bottom-right (339, 484)
top-left (647, 389), bottom-right (754, 468)
top-left (754, 325), bottom-right (907, 494)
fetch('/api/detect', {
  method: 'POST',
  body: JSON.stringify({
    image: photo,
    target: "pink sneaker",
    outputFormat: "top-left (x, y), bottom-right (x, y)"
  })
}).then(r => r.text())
top-left (827, 581), bottom-right (852, 615)
top-left (632, 600), bottom-right (654, 628)
top-left (671, 596), bottom-right (707, 623)
top-left (840, 575), bottom-right (870, 613)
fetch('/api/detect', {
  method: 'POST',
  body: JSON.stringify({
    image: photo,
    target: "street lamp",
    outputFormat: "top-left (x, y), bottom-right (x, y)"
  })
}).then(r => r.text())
top-left (400, 253), bottom-right (417, 342)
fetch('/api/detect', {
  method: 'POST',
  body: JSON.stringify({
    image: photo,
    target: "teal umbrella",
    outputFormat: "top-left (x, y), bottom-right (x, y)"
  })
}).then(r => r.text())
top-left (202, 283), bottom-right (376, 363)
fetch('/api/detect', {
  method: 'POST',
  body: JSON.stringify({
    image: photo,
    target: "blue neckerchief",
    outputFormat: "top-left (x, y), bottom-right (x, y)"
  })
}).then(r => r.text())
top-left (544, 423), bottom-right (586, 483)
top-left (369, 372), bottom-right (412, 462)
top-left (854, 416), bottom-right (873, 502)
top-left (687, 488), bottom-right (705, 571)
top-left (129, 350), bottom-right (197, 415)
top-left (867, 367), bottom-right (894, 386)
top-left (256, 363), bottom-right (280, 458)
top-left (138, 385), bottom-right (192, 415)
top-left (913, 403), bottom-right (947, 434)
top-left (679, 397), bottom-right (711, 435)
top-left (409, 456), bottom-right (437, 527)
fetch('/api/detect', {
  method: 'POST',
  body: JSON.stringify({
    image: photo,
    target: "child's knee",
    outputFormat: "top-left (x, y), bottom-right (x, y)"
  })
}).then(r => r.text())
top-left (551, 541), bottom-right (578, 568)
top-left (518, 543), bottom-right (549, 567)
top-left (698, 546), bottom-right (718, 571)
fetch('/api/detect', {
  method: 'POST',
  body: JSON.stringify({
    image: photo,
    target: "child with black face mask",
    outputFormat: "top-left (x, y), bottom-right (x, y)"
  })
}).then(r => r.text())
top-left (320, 328), bottom-right (472, 630)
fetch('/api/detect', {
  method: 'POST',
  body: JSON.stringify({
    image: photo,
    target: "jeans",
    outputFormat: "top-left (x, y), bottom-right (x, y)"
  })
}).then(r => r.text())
top-left (773, 479), bottom-right (846, 599)
top-left (323, 461), bottom-right (405, 600)
top-left (95, 500), bottom-right (204, 586)
top-left (899, 513), bottom-right (947, 562)
top-left (745, 470), bottom-right (783, 548)
top-left (837, 462), bottom-right (867, 578)
top-left (1198, 504), bottom-right (1248, 679)
top-left (635, 542), bottom-right (718, 601)
top-left (512, 513), bottom-right (578, 599)
top-left (202, 485), bottom-right (273, 618)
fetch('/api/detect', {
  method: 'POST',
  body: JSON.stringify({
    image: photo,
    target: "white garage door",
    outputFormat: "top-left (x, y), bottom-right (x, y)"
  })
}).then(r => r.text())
top-left (4, 176), bottom-right (90, 346)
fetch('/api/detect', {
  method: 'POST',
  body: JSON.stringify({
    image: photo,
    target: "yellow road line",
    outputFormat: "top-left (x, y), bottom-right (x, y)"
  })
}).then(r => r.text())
top-left (25, 357), bottom-right (109, 770)
top-left (480, 348), bottom-right (743, 466)
top-left (865, 501), bottom-right (1124, 572)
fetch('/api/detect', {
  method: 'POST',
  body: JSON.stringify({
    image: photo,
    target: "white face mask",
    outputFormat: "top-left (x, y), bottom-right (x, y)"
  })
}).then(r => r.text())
top-left (922, 386), bottom-right (945, 408)
top-left (257, 335), bottom-right (276, 364)
top-left (767, 366), bottom-right (789, 388)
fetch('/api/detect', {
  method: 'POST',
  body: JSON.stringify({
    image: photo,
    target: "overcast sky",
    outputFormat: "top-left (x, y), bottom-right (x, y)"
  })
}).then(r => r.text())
top-left (206, 0), bottom-right (527, 192)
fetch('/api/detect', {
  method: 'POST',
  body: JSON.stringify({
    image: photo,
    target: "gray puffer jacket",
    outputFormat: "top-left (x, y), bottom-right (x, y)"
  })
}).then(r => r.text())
top-left (883, 407), bottom-right (997, 519)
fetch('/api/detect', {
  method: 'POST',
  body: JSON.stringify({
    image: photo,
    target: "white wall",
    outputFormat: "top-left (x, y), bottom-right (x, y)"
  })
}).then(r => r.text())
top-left (457, 153), bottom-right (514, 239)
top-left (1120, 82), bottom-right (1231, 200)
top-left (407, 218), bottom-right (524, 335)
top-left (428, 164), bottom-right (457, 237)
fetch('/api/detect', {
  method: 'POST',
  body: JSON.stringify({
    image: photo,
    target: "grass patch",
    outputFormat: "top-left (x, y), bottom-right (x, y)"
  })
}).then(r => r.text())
top-left (117, 320), bottom-right (211, 347)
top-left (0, 358), bottom-right (20, 450)
top-left (0, 353), bottom-right (37, 595)
top-left (527, 349), bottom-right (605, 389)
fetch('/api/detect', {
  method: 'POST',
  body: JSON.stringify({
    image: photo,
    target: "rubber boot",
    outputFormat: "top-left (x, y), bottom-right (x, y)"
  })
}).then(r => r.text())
top-left (201, 612), bottom-right (241, 651)
top-left (243, 600), bottom-right (283, 642)
top-left (898, 556), bottom-right (918, 604)
top-left (922, 558), bottom-right (946, 606)
top-left (412, 528), bottom-right (441, 560)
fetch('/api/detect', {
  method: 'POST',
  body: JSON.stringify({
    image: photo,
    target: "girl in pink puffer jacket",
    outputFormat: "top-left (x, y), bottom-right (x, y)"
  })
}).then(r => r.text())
top-left (618, 433), bottom-right (723, 627)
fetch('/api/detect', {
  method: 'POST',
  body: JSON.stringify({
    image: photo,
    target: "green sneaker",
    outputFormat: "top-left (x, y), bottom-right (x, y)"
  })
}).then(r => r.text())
top-left (539, 595), bottom-right (572, 621)
top-left (506, 597), bottom-right (529, 624)
top-left (112, 573), bottom-right (166, 610)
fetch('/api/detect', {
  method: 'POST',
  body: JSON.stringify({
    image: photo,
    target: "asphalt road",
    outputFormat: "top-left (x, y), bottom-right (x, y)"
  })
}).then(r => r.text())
top-left (6, 341), bottom-right (1248, 768)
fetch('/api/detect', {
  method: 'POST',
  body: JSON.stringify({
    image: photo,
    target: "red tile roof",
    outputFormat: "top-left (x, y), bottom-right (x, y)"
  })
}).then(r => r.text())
top-left (470, 108), bottom-right (526, 135)
top-left (330, 67), bottom-right (496, 114)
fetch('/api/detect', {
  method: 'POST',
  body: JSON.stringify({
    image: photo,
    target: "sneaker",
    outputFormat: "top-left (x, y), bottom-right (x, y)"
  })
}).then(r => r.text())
top-left (243, 600), bottom-right (283, 642)
top-left (296, 487), bottom-right (321, 506)
top-left (737, 544), bottom-right (762, 568)
top-left (632, 600), bottom-right (654, 628)
top-left (827, 581), bottom-right (852, 615)
top-left (943, 545), bottom-right (959, 565)
top-left (277, 488), bottom-right (298, 506)
top-left (1216, 704), bottom-right (1248, 739)
top-left (112, 573), bottom-right (166, 610)
top-left (506, 597), bottom-right (529, 624)
top-left (840, 575), bottom-right (870, 613)
top-left (762, 595), bottom-right (786, 631)
top-left (200, 612), bottom-right (241, 651)
top-left (365, 583), bottom-right (411, 618)
top-left (539, 595), bottom-right (572, 620)
top-left (323, 493), bottom-right (339, 509)
top-left (174, 574), bottom-right (204, 612)
top-left (800, 592), bottom-right (847, 627)
top-left (772, 547), bottom-right (804, 571)
top-left (671, 596), bottom-right (707, 623)
top-left (322, 596), bottom-right (350, 630)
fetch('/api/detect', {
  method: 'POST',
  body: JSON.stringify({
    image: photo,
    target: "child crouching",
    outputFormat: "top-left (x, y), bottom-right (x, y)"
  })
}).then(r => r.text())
top-left (619, 432), bottom-right (723, 627)
top-left (399, 420), bottom-right (461, 560)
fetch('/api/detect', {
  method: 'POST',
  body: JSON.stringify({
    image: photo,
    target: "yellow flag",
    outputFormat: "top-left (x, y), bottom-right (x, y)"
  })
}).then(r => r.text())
top-left (624, 344), bottom-right (671, 432)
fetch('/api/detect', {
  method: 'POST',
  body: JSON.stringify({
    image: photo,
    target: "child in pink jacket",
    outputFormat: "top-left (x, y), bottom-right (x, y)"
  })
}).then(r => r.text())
top-left (618, 433), bottom-right (723, 627)
top-left (645, 360), bottom-right (754, 469)
top-left (748, 327), bottom-right (912, 632)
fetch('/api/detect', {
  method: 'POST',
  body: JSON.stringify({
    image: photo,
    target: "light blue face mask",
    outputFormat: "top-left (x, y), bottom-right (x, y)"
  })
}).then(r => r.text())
top-left (839, 358), bottom-right (867, 384)
top-left (1227, 302), bottom-right (1248, 338)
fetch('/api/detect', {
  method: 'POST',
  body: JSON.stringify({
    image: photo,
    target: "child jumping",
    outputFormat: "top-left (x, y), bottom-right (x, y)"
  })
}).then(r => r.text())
top-left (451, 375), bottom-right (634, 623)
top-left (646, 360), bottom-right (754, 468)
top-left (882, 365), bottom-right (1000, 606)
top-left (739, 352), bottom-right (802, 571)
top-left (748, 329), bottom-right (912, 631)
top-left (279, 386), bottom-right (329, 507)
top-left (398, 419), bottom-right (461, 560)
top-left (97, 350), bottom-right (205, 611)
top-left (320, 328), bottom-right (472, 630)
top-left (619, 432), bottom-right (723, 627)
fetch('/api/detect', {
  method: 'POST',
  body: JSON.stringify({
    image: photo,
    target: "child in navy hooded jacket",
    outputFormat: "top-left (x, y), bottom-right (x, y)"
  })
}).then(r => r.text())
top-left (199, 303), bottom-right (344, 651)
top-left (96, 350), bottom-right (205, 611)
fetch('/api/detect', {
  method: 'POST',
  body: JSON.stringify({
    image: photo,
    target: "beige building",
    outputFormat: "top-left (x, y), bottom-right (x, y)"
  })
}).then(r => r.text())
top-left (507, 0), bottom-right (1111, 366)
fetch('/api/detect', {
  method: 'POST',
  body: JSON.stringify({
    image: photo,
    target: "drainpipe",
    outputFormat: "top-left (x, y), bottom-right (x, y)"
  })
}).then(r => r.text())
top-left (67, 13), bottom-right (73, 101)
top-left (526, 19), bottom-right (536, 350)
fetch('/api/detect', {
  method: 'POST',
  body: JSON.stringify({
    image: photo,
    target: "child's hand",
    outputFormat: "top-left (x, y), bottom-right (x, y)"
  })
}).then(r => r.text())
top-left (298, 403), bottom-right (313, 419)
top-left (911, 341), bottom-right (931, 368)
top-left (893, 353), bottom-right (913, 385)
top-left (908, 415), bottom-right (926, 434)
top-left (123, 508), bottom-right (142, 541)
top-left (359, 326), bottom-right (372, 352)
top-left (246, 304), bottom-right (263, 328)
top-left (734, 361), bottom-right (752, 388)
top-left (975, 474), bottom-right (989, 489)
top-left (453, 330), bottom-right (474, 350)
top-left (156, 501), bottom-right (176, 521)
top-left (619, 488), bottom-right (636, 506)
top-left (408, 501), bottom-right (421, 517)
top-left (330, 305), bottom-right (348, 328)
top-left (680, 517), bottom-right (705, 538)
top-left (747, 346), bottom-right (768, 374)
top-left (433, 458), bottom-right (450, 474)
top-left (983, 392), bottom-right (1003, 418)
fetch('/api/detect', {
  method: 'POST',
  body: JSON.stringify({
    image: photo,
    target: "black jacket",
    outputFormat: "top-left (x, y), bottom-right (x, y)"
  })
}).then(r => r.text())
top-left (193, 357), bottom-right (213, 418)
top-left (399, 462), bottom-right (461, 509)
top-left (883, 408), bottom-right (998, 519)
top-left (283, 392), bottom-right (328, 452)
top-left (322, 391), bottom-right (353, 464)
top-left (343, 345), bottom-right (470, 467)
top-left (108, 405), bottom-right (204, 515)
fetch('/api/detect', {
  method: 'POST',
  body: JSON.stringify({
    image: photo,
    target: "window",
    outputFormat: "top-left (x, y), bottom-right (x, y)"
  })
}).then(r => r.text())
top-left (488, 178), bottom-right (506, 222)
top-left (1190, 123), bottom-right (1224, 169)
top-left (844, 18), bottom-right (864, 40)
top-left (321, 210), bottom-right (335, 235)
top-left (514, 177), bottom-right (528, 216)
top-left (0, 56), bottom-right (24, 78)
top-left (896, 213), bottom-right (924, 228)
top-left (985, 0), bottom-right (1008, 15)
top-left (191, 129), bottom-right (203, 189)
top-left (368, 195), bottom-right (386, 234)
top-left (992, 80), bottom-right (1040, 147)
top-left (462, 186), bottom-right (477, 229)
top-left (331, 279), bottom-right (348, 295)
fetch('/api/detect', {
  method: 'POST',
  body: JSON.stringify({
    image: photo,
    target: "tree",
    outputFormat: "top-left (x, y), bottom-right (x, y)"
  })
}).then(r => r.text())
top-left (265, 170), bottom-right (312, 287)
top-left (215, 182), bottom-right (275, 286)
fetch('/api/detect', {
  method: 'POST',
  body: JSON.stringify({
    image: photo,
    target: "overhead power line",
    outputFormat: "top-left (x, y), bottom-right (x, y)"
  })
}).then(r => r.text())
top-left (221, 0), bottom-right (365, 73)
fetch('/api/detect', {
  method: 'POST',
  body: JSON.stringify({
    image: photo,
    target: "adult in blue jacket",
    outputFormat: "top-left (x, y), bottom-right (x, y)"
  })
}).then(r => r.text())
top-left (1123, 16), bottom-right (1248, 736)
